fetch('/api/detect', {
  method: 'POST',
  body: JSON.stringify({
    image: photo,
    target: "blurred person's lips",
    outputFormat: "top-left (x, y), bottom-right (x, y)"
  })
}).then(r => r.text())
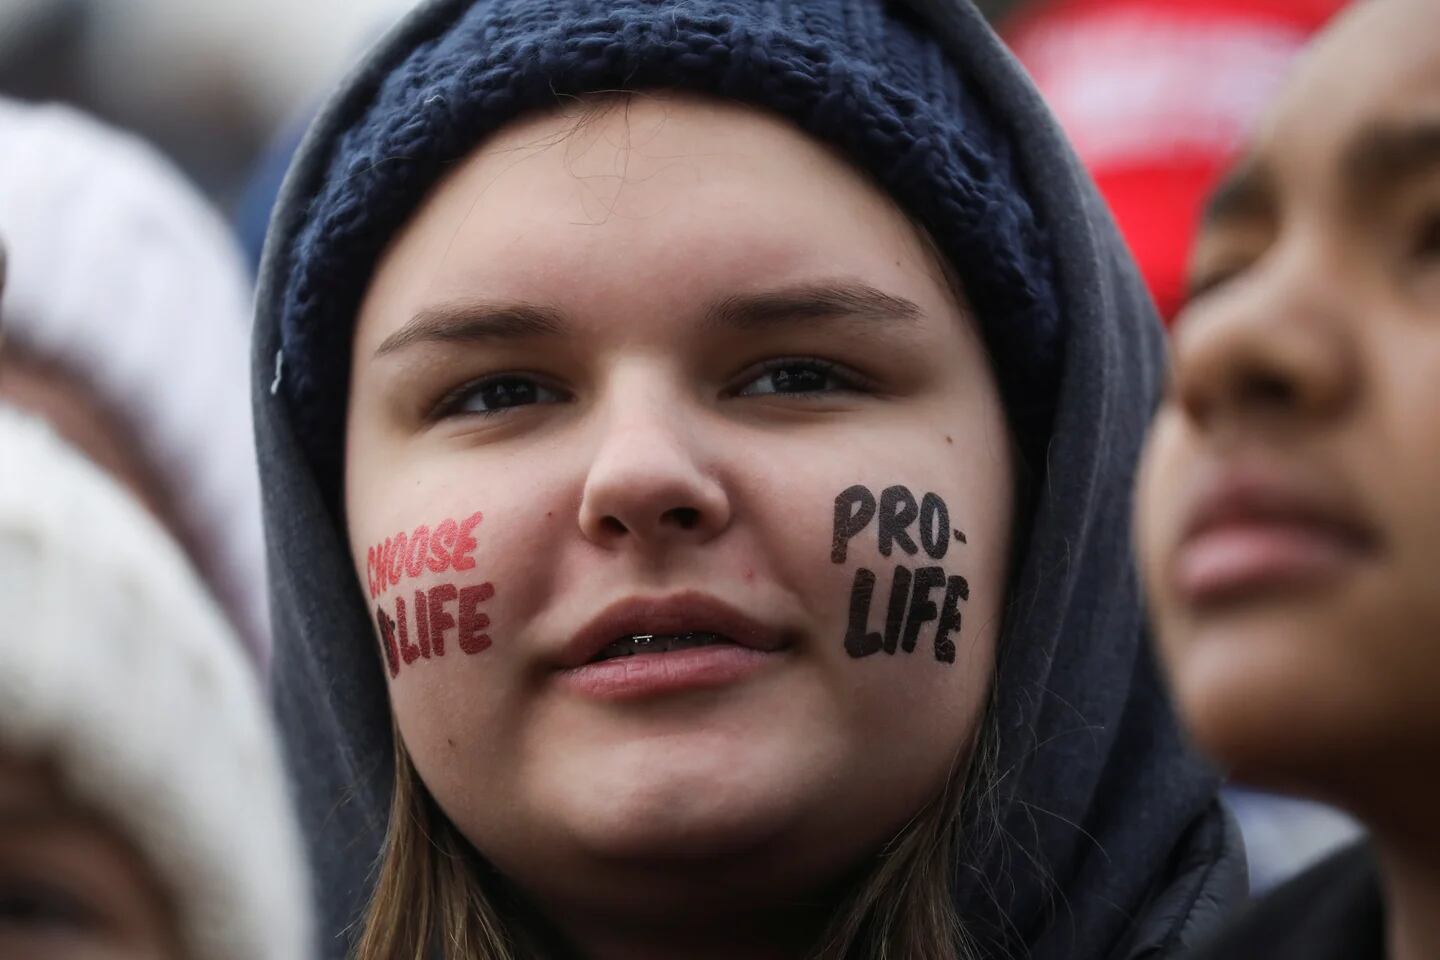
top-left (1172, 462), bottom-right (1380, 609)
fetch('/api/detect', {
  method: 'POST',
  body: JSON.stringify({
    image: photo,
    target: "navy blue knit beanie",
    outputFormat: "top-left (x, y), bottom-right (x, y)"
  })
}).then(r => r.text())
top-left (279, 0), bottom-right (1059, 494)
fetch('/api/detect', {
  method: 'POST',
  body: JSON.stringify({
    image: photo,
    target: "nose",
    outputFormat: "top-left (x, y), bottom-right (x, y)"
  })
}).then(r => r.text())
top-left (1171, 265), bottom-right (1359, 435)
top-left (578, 389), bottom-right (732, 550)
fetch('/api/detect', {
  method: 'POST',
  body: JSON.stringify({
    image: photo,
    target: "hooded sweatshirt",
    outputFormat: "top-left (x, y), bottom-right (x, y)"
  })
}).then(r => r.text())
top-left (254, 1), bottom-right (1245, 957)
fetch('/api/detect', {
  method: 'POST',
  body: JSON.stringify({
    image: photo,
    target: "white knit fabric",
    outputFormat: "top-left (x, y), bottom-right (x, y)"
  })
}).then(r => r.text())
top-left (0, 407), bottom-right (310, 960)
top-left (0, 97), bottom-right (269, 665)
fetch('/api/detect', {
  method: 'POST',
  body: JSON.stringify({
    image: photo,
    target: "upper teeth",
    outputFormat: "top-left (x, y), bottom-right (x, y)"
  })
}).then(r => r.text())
top-left (592, 632), bottom-right (728, 662)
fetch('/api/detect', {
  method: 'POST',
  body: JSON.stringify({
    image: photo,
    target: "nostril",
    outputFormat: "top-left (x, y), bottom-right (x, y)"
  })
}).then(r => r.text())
top-left (665, 507), bottom-right (701, 530)
top-left (600, 516), bottom-right (627, 536)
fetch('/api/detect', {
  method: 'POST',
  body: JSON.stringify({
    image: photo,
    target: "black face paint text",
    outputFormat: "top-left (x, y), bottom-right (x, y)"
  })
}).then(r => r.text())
top-left (832, 484), bottom-right (969, 663)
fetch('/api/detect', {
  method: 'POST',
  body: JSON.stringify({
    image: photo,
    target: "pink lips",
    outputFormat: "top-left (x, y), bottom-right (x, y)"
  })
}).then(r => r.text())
top-left (1171, 464), bottom-right (1379, 608)
top-left (556, 592), bottom-right (791, 700)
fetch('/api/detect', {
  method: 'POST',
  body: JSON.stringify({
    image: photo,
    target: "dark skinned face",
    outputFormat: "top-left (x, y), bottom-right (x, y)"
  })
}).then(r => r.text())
top-left (1138, 0), bottom-right (1440, 803)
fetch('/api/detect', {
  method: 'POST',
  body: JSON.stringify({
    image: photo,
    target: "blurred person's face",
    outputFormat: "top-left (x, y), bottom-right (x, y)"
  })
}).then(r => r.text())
top-left (0, 352), bottom-right (173, 534)
top-left (1137, 0), bottom-right (1440, 797)
top-left (0, 753), bottom-right (180, 960)
top-left (344, 94), bottom-right (1014, 931)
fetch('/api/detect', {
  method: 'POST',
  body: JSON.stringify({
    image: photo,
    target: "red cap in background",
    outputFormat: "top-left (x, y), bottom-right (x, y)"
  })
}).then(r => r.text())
top-left (1003, 0), bottom-right (1348, 322)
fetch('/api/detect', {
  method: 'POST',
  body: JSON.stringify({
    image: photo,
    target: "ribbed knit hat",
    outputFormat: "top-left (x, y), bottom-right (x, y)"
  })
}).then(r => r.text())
top-left (271, 0), bottom-right (1060, 498)
top-left (0, 406), bottom-right (312, 960)
top-left (0, 98), bottom-right (270, 664)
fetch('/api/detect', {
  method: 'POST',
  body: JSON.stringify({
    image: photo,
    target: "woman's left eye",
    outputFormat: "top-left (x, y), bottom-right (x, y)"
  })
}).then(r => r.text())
top-left (733, 359), bottom-right (862, 397)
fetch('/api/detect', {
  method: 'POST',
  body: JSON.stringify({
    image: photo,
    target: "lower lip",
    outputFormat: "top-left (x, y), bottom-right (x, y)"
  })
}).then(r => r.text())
top-left (557, 644), bottom-right (780, 700)
top-left (1175, 523), bottom-right (1369, 607)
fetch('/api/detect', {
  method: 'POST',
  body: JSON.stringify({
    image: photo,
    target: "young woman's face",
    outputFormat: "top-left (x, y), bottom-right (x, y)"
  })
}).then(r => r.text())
top-left (1137, 0), bottom-right (1440, 795)
top-left (0, 753), bottom-right (180, 960)
top-left (346, 95), bottom-right (1014, 920)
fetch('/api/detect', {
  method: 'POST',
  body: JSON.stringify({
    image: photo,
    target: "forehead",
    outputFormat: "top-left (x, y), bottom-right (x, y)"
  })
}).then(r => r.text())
top-left (360, 93), bottom-right (944, 340)
top-left (1250, 0), bottom-right (1440, 186)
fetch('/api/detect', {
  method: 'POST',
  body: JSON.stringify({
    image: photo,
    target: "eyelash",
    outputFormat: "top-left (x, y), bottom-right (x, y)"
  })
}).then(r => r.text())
top-left (429, 357), bottom-right (869, 420)
top-left (429, 372), bottom-right (568, 421)
top-left (727, 356), bottom-right (868, 397)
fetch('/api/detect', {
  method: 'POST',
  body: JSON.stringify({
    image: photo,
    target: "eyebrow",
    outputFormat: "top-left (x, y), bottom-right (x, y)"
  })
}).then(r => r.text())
top-left (374, 301), bottom-right (568, 357)
top-left (1200, 155), bottom-right (1276, 228)
top-left (1342, 118), bottom-right (1440, 189)
top-left (703, 281), bottom-right (924, 333)
top-left (376, 281), bottom-right (925, 358)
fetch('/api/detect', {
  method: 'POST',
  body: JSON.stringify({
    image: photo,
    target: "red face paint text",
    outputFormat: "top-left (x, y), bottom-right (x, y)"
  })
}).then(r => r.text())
top-left (366, 511), bottom-right (494, 678)
top-left (366, 511), bottom-right (482, 600)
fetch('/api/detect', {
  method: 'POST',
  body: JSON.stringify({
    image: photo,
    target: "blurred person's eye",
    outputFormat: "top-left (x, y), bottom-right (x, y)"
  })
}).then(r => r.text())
top-left (1398, 205), bottom-right (1440, 303)
top-left (1186, 269), bottom-right (1239, 304)
top-left (432, 373), bottom-right (570, 419)
top-left (1185, 257), bottom-right (1253, 306)
top-left (1409, 209), bottom-right (1440, 261)
top-left (730, 357), bottom-right (869, 398)
top-left (1184, 224), bottom-right (1269, 308)
top-left (0, 877), bottom-right (100, 934)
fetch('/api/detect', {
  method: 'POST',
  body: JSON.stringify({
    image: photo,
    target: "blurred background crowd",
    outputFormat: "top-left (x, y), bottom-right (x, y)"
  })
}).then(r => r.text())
top-left (0, 0), bottom-right (1346, 296)
top-left (0, 0), bottom-right (1384, 956)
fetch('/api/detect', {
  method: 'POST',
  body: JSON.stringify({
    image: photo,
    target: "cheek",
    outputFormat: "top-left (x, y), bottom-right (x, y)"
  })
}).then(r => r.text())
top-left (1134, 418), bottom-right (1189, 640)
top-left (359, 495), bottom-right (568, 809)
top-left (354, 509), bottom-right (498, 678)
top-left (825, 483), bottom-right (977, 662)
top-left (783, 425), bottom-right (1011, 713)
top-left (1352, 380), bottom-right (1440, 729)
top-left (813, 477), bottom-right (1006, 799)
top-left (350, 475), bottom-right (568, 687)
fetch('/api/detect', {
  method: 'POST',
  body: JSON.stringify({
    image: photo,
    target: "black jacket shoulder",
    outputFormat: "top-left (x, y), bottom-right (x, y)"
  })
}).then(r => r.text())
top-left (1185, 841), bottom-right (1383, 960)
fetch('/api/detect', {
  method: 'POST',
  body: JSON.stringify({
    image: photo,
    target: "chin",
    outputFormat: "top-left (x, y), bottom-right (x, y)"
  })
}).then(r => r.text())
top-left (481, 748), bottom-right (864, 919)
top-left (1164, 607), bottom-right (1393, 791)
top-left (542, 734), bottom-right (829, 862)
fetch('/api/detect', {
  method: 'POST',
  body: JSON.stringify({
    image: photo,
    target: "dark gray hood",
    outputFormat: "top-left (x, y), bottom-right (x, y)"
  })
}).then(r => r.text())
top-left (254, 1), bottom-right (1244, 957)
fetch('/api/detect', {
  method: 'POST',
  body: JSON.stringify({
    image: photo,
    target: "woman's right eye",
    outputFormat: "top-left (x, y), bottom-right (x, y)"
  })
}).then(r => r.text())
top-left (434, 375), bottom-right (568, 419)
